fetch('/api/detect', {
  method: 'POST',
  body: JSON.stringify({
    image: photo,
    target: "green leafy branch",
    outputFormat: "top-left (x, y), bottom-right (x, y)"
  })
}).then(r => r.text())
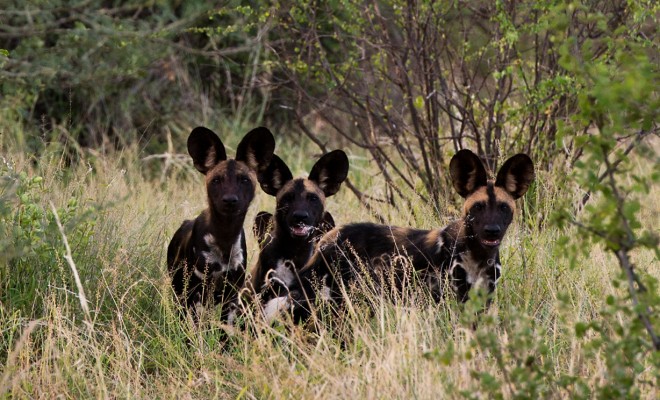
top-left (553, 1), bottom-right (659, 351)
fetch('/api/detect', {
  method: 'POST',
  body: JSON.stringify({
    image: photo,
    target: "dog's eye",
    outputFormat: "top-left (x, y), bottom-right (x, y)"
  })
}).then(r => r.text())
top-left (238, 175), bottom-right (250, 184)
top-left (499, 203), bottom-right (510, 212)
top-left (211, 177), bottom-right (222, 185)
top-left (471, 203), bottom-right (485, 212)
top-left (308, 194), bottom-right (319, 203)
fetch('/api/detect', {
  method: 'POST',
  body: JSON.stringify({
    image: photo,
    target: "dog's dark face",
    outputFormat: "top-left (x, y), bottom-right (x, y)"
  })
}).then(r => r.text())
top-left (187, 126), bottom-right (275, 218)
top-left (276, 179), bottom-right (327, 239)
top-left (260, 150), bottom-right (349, 241)
top-left (462, 184), bottom-right (515, 248)
top-left (204, 159), bottom-right (257, 217)
top-left (450, 150), bottom-right (535, 250)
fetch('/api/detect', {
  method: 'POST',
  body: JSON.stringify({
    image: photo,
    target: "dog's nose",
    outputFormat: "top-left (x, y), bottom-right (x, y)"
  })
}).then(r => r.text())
top-left (292, 210), bottom-right (309, 222)
top-left (222, 194), bottom-right (239, 204)
top-left (484, 224), bottom-right (502, 236)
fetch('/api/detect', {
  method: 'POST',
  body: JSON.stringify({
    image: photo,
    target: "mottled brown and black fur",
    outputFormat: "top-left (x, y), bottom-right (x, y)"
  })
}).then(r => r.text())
top-left (249, 150), bottom-right (349, 321)
top-left (287, 150), bottom-right (534, 320)
top-left (167, 126), bottom-right (275, 321)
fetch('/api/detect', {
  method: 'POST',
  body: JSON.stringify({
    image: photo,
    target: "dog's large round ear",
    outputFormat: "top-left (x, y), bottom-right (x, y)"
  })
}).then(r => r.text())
top-left (187, 127), bottom-right (227, 174)
top-left (449, 149), bottom-right (488, 198)
top-left (495, 153), bottom-right (535, 199)
top-left (236, 127), bottom-right (276, 173)
top-left (258, 154), bottom-right (293, 196)
top-left (309, 150), bottom-right (349, 197)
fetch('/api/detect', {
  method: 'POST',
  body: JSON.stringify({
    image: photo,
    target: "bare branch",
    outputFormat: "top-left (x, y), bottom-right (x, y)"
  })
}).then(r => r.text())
top-left (615, 249), bottom-right (660, 351)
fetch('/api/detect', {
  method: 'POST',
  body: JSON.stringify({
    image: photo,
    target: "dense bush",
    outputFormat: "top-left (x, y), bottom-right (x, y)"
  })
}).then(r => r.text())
top-left (257, 0), bottom-right (658, 214)
top-left (0, 0), bottom-right (280, 153)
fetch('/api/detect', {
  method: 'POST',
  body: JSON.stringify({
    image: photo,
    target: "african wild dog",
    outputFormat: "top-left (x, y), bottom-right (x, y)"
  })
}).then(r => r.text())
top-left (286, 149), bottom-right (535, 320)
top-left (167, 126), bottom-right (276, 321)
top-left (249, 150), bottom-right (349, 321)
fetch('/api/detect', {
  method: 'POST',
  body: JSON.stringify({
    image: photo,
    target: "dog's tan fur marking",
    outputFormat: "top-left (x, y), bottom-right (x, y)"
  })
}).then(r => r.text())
top-left (245, 152), bottom-right (258, 171)
top-left (205, 160), bottom-right (257, 187)
top-left (390, 227), bottom-right (411, 244)
top-left (502, 174), bottom-right (518, 195)
top-left (462, 184), bottom-right (516, 216)
top-left (275, 179), bottom-right (327, 205)
top-left (465, 168), bottom-right (479, 193)
top-left (423, 229), bottom-right (442, 252)
top-left (204, 148), bottom-right (217, 170)
top-left (303, 180), bottom-right (326, 202)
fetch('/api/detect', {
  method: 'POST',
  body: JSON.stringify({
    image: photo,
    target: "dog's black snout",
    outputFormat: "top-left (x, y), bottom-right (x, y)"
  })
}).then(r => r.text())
top-left (292, 210), bottom-right (309, 222)
top-left (484, 224), bottom-right (502, 236)
top-left (222, 194), bottom-right (239, 204)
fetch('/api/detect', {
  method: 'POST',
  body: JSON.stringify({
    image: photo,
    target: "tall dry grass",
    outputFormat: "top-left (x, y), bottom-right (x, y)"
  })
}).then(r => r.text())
top-left (0, 128), bottom-right (658, 399)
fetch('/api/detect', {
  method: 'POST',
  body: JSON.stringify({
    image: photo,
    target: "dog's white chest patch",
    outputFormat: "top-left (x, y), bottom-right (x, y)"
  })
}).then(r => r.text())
top-left (461, 252), bottom-right (482, 287)
top-left (449, 252), bottom-right (499, 292)
top-left (264, 259), bottom-right (296, 289)
top-left (493, 261), bottom-right (502, 286)
top-left (262, 296), bottom-right (290, 323)
top-left (195, 233), bottom-right (244, 279)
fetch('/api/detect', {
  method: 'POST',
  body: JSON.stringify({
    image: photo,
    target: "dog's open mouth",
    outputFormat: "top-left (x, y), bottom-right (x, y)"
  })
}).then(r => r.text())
top-left (290, 224), bottom-right (313, 237)
top-left (481, 238), bottom-right (501, 247)
top-left (219, 206), bottom-right (243, 216)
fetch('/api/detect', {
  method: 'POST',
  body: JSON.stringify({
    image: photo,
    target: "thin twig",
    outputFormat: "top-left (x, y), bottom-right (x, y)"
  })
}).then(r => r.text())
top-left (50, 202), bottom-right (92, 326)
top-left (614, 249), bottom-right (660, 351)
top-left (579, 129), bottom-right (655, 209)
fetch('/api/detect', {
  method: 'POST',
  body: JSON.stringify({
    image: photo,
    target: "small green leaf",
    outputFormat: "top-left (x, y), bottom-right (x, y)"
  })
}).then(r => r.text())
top-left (414, 95), bottom-right (424, 110)
top-left (575, 322), bottom-right (589, 338)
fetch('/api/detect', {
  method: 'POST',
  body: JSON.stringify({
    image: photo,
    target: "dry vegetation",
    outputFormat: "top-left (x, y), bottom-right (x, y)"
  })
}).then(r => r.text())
top-left (0, 126), bottom-right (657, 399)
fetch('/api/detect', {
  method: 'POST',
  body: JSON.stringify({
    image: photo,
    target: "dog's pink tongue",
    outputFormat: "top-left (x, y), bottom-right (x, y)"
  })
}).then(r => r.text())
top-left (482, 239), bottom-right (500, 247)
top-left (292, 225), bottom-right (311, 236)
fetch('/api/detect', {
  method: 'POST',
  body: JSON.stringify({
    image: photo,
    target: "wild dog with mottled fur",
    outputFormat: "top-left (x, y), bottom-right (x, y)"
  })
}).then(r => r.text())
top-left (288, 149), bottom-right (534, 319)
top-left (167, 126), bottom-right (275, 321)
top-left (250, 150), bottom-right (349, 321)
